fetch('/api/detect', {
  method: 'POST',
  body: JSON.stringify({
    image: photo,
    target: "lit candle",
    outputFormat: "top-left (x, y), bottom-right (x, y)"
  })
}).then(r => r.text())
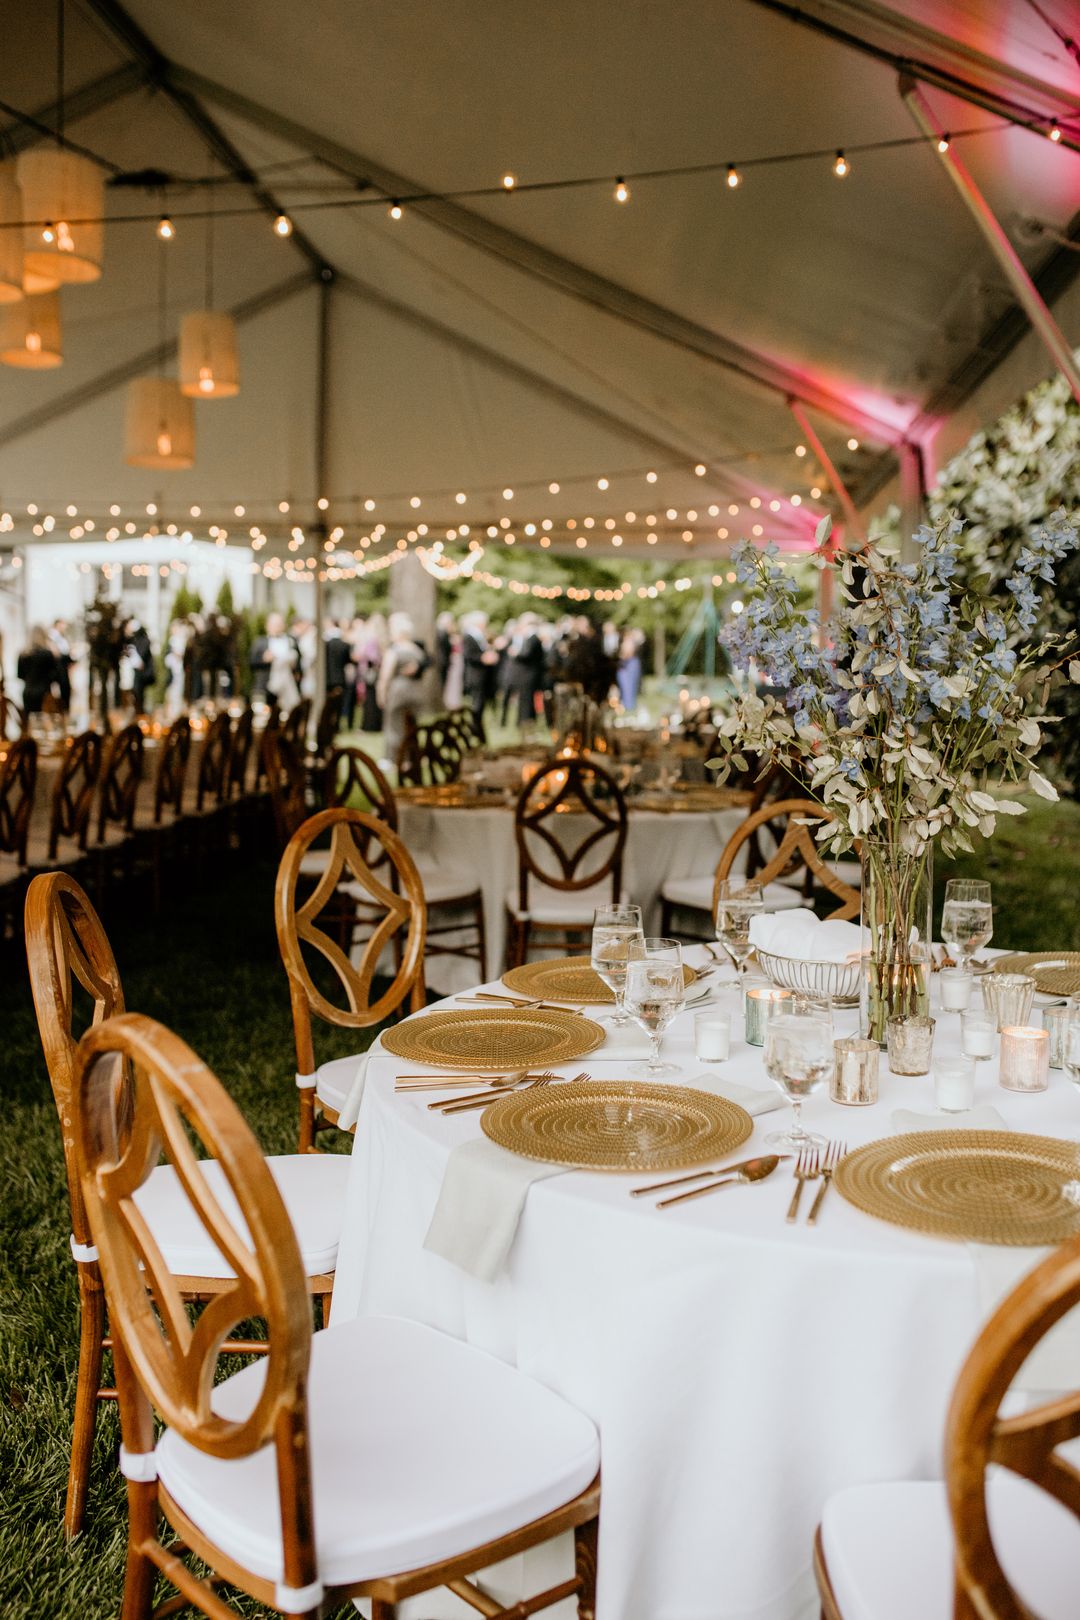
top-left (744, 984), bottom-right (792, 1046)
top-left (694, 1012), bottom-right (731, 1063)
top-left (999, 1026), bottom-right (1050, 1093)
top-left (961, 1009), bottom-right (995, 1061)
top-left (934, 1055), bottom-right (976, 1113)
top-left (831, 1037), bottom-right (879, 1106)
top-left (939, 968), bottom-right (974, 1012)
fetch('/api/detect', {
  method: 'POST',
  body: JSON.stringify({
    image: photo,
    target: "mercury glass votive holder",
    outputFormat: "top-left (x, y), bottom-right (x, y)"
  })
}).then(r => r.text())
top-left (999, 1025), bottom-right (1050, 1093)
top-left (831, 1037), bottom-right (879, 1106)
top-left (981, 972), bottom-right (1036, 1032)
top-left (744, 983), bottom-right (792, 1046)
top-left (1042, 1005), bottom-right (1070, 1069)
top-left (886, 1014), bottom-right (936, 1076)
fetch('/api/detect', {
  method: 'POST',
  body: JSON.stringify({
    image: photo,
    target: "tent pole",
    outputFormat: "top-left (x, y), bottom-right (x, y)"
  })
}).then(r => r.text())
top-left (901, 78), bottom-right (1080, 406)
top-left (786, 399), bottom-right (866, 542)
top-left (312, 274), bottom-right (333, 719)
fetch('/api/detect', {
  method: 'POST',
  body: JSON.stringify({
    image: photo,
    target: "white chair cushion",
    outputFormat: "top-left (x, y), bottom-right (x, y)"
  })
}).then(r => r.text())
top-left (821, 1475), bottom-right (1080, 1620)
top-left (315, 1055), bottom-right (365, 1115)
top-left (155, 1314), bottom-right (599, 1587)
top-left (299, 849), bottom-right (330, 878)
top-left (660, 873), bottom-right (807, 913)
top-left (133, 1154), bottom-right (349, 1280)
top-left (508, 880), bottom-right (624, 924)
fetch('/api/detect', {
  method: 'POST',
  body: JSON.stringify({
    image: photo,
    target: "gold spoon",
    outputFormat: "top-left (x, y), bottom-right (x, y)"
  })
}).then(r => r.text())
top-left (656, 1155), bottom-right (787, 1208)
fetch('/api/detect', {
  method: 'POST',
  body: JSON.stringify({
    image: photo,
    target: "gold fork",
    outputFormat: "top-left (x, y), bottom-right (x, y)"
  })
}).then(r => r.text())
top-left (806, 1140), bottom-right (846, 1226)
top-left (424, 1070), bottom-right (532, 1109)
top-left (439, 1071), bottom-right (591, 1115)
top-left (785, 1145), bottom-right (820, 1224)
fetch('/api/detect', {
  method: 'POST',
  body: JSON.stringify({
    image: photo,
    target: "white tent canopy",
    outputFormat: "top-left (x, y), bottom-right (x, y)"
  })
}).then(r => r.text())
top-left (0, 0), bottom-right (1077, 570)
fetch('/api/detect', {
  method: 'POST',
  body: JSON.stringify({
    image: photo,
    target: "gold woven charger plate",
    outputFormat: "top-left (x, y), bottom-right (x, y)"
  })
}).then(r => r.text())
top-left (380, 1007), bottom-right (606, 1071)
top-left (992, 951), bottom-right (1080, 997)
top-left (502, 956), bottom-right (698, 1005)
top-left (834, 1130), bottom-right (1080, 1246)
top-left (481, 1079), bottom-right (752, 1172)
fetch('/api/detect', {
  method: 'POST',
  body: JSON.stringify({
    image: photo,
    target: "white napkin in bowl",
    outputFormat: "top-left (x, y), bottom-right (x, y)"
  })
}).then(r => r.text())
top-left (750, 911), bottom-right (868, 963)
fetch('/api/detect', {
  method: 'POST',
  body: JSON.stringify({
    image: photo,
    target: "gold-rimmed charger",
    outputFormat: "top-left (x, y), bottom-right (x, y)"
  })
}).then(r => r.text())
top-left (834, 1130), bottom-right (1080, 1246)
top-left (992, 952), bottom-right (1080, 998)
top-left (502, 956), bottom-right (698, 1005)
top-left (381, 1007), bottom-right (606, 1071)
top-left (481, 1079), bottom-right (752, 1172)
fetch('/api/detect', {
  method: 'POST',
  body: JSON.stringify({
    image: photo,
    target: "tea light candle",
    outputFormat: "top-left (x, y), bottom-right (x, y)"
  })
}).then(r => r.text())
top-left (934, 1055), bottom-right (976, 1113)
top-left (694, 1011), bottom-right (731, 1063)
top-left (1042, 1005), bottom-right (1069, 1069)
top-left (961, 1009), bottom-right (996, 1061)
top-left (999, 1025), bottom-right (1050, 1093)
top-left (831, 1037), bottom-right (879, 1105)
top-left (939, 968), bottom-right (974, 1012)
top-left (744, 984), bottom-right (792, 1046)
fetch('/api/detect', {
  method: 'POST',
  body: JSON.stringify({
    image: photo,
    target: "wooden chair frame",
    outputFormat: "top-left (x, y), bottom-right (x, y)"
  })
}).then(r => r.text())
top-left (815, 1233), bottom-right (1080, 1620)
top-left (152, 718), bottom-right (191, 824)
top-left (24, 873), bottom-right (331, 1540)
top-left (95, 723), bottom-right (144, 844)
top-left (264, 730), bottom-right (309, 850)
top-left (195, 713), bottom-right (233, 815)
top-left (313, 686), bottom-right (343, 759)
top-left (396, 716), bottom-right (464, 788)
top-left (254, 698), bottom-right (281, 792)
top-left (281, 697), bottom-right (312, 754)
top-left (73, 1010), bottom-right (599, 1620)
top-left (0, 734), bottom-right (37, 867)
top-left (226, 705), bottom-right (254, 800)
top-left (509, 756), bottom-right (627, 968)
top-left (275, 807), bottom-right (427, 1151)
top-left (713, 798), bottom-right (860, 923)
top-left (45, 730), bottom-right (103, 862)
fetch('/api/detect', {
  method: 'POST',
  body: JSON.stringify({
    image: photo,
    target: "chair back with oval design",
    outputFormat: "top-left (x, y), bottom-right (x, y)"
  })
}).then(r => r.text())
top-left (227, 705), bottom-right (254, 798)
top-left (0, 735), bottom-right (38, 866)
top-left (195, 713), bottom-right (232, 813)
top-left (264, 729), bottom-right (308, 848)
top-left (322, 744), bottom-right (398, 875)
top-left (25, 872), bottom-right (125, 1248)
top-left (397, 716), bottom-right (464, 788)
top-left (0, 686), bottom-right (26, 740)
top-left (152, 717), bottom-right (191, 823)
top-left (281, 697), bottom-right (312, 753)
top-left (71, 1012), bottom-right (316, 1594)
top-left (96, 723), bottom-right (144, 843)
top-left (946, 1234), bottom-right (1080, 1620)
top-left (47, 731), bottom-right (103, 860)
top-left (514, 755), bottom-right (627, 912)
top-left (714, 798), bottom-right (859, 921)
top-left (254, 697), bottom-right (280, 791)
top-left (275, 808), bottom-right (427, 1081)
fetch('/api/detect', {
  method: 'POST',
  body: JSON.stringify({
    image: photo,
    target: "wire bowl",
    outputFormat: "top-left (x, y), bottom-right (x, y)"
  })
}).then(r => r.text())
top-left (754, 948), bottom-right (862, 1008)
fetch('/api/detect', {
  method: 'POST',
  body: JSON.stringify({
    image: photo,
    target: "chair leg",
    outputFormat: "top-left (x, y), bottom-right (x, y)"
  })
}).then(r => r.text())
top-left (473, 894), bottom-right (488, 978)
top-left (371, 1603), bottom-right (396, 1620)
top-left (65, 1268), bottom-right (106, 1538)
top-left (120, 1482), bottom-right (157, 1620)
top-left (574, 1517), bottom-right (599, 1620)
top-left (660, 898), bottom-right (673, 937)
top-left (298, 1087), bottom-right (316, 1155)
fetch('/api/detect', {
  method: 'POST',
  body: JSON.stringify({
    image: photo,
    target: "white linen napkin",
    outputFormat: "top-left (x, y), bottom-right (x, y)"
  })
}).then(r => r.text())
top-left (424, 1137), bottom-right (565, 1282)
top-left (592, 1022), bottom-right (654, 1060)
top-left (690, 1074), bottom-right (785, 1116)
top-left (891, 1105), bottom-right (1007, 1133)
top-left (749, 910), bottom-right (868, 963)
top-left (336, 1036), bottom-right (383, 1130)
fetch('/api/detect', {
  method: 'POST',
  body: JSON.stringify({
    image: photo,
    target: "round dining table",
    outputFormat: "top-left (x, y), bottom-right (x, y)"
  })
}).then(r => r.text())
top-left (329, 947), bottom-right (1080, 1620)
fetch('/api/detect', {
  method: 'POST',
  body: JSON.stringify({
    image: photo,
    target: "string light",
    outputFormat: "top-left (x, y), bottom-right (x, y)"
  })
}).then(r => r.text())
top-left (936, 135), bottom-right (951, 154)
top-left (388, 200), bottom-right (403, 219)
top-left (41, 222), bottom-right (55, 244)
top-left (1049, 123), bottom-right (1062, 143)
top-left (502, 173), bottom-right (517, 190)
top-left (614, 178), bottom-right (630, 203)
top-left (597, 476), bottom-right (609, 490)
top-left (847, 437), bottom-right (860, 450)
top-left (833, 150), bottom-right (849, 177)
top-left (156, 215), bottom-right (174, 241)
top-left (795, 444), bottom-right (807, 457)
top-left (694, 463), bottom-right (706, 476)
top-left (726, 164), bottom-right (740, 189)
top-left (273, 213), bottom-right (293, 237)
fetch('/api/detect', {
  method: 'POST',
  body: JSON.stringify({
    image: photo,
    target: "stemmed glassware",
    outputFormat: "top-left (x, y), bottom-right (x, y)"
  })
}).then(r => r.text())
top-left (625, 937), bottom-right (685, 1078)
top-left (941, 880), bottom-right (993, 969)
top-left (591, 904), bottom-right (644, 1025)
top-left (763, 1011), bottom-right (832, 1150)
top-left (714, 877), bottom-right (764, 979)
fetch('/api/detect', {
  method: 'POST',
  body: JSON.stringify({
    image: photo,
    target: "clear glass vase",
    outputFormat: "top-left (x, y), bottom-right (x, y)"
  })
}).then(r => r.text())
top-left (861, 836), bottom-right (933, 1047)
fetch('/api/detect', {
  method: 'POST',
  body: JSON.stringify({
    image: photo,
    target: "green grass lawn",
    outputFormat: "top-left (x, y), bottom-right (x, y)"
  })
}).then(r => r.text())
top-left (1, 793), bottom-right (1077, 1617)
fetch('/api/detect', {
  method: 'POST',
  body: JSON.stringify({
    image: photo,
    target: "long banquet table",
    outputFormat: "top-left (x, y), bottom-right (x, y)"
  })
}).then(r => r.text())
top-left (330, 948), bottom-right (1080, 1620)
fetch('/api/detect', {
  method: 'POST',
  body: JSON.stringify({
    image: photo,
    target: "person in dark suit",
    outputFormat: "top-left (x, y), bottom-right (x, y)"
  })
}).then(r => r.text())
top-left (125, 620), bottom-right (156, 714)
top-left (250, 612), bottom-right (301, 705)
top-left (324, 619), bottom-right (351, 718)
top-left (506, 612), bottom-right (546, 731)
top-left (50, 620), bottom-right (73, 711)
top-left (460, 611), bottom-right (499, 737)
top-left (18, 626), bottom-right (60, 713)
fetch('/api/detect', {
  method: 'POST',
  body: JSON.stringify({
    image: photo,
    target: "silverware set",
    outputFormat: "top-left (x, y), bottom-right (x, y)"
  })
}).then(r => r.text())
top-left (394, 1069), bottom-right (589, 1114)
top-left (628, 1140), bottom-right (847, 1217)
top-left (786, 1140), bottom-right (846, 1224)
top-left (454, 992), bottom-right (588, 1014)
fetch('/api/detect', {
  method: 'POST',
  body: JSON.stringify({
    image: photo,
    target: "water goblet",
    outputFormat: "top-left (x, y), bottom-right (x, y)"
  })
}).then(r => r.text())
top-left (763, 1012), bottom-right (830, 1151)
top-left (591, 903), bottom-right (644, 1026)
top-left (714, 877), bottom-right (764, 980)
top-left (941, 880), bottom-right (993, 970)
top-left (625, 939), bottom-right (685, 1078)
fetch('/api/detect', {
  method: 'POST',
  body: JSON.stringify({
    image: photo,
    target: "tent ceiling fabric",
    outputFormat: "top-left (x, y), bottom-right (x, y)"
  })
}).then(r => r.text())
top-left (0, 0), bottom-right (1076, 558)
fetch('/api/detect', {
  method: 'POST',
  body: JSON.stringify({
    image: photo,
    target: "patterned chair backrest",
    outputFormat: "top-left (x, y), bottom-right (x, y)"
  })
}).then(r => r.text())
top-left (263, 729), bottom-right (308, 849)
top-left (48, 730), bottom-right (103, 859)
top-left (152, 717), bottom-right (191, 824)
top-left (0, 735), bottom-right (37, 866)
top-left (227, 705), bottom-right (254, 798)
top-left (96, 724), bottom-right (144, 843)
top-left (396, 717), bottom-right (464, 788)
top-left (281, 698), bottom-right (311, 753)
top-left (195, 713), bottom-right (232, 813)
top-left (514, 754), bottom-right (627, 912)
top-left (314, 687), bottom-right (343, 757)
top-left (714, 798), bottom-right (859, 921)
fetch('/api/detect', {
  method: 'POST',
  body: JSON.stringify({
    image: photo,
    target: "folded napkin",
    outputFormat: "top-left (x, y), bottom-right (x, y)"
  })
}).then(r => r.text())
top-left (592, 1022), bottom-right (654, 1060)
top-left (690, 1074), bottom-right (784, 1116)
top-left (891, 1105), bottom-right (1007, 1134)
top-left (749, 911), bottom-right (869, 964)
top-left (336, 1037), bottom-right (383, 1131)
top-left (969, 1244), bottom-right (1080, 1394)
top-left (424, 1137), bottom-right (566, 1281)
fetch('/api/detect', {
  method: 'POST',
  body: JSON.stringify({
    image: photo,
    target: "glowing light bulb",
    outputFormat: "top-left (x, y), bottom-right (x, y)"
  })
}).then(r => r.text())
top-left (198, 365), bottom-right (214, 393)
top-left (694, 463), bottom-right (706, 476)
top-left (833, 151), bottom-right (849, 178)
top-left (364, 498), bottom-right (375, 511)
top-left (502, 488), bottom-right (514, 500)
top-left (388, 201), bottom-right (403, 219)
top-left (726, 164), bottom-right (740, 189)
top-left (41, 222), bottom-right (55, 244)
top-left (795, 443), bottom-right (807, 457)
top-left (937, 135), bottom-right (950, 154)
top-left (597, 476), bottom-right (609, 490)
top-left (728, 503), bottom-right (739, 515)
top-left (455, 491), bottom-right (466, 504)
top-left (274, 213), bottom-right (293, 237)
top-left (645, 470), bottom-right (657, 483)
top-left (409, 496), bottom-right (421, 509)
top-left (25, 329), bottom-right (41, 353)
top-left (56, 221), bottom-right (74, 252)
top-left (157, 430), bottom-right (173, 457)
top-left (548, 481), bottom-right (560, 494)
top-left (750, 496), bottom-right (761, 509)
top-left (614, 178), bottom-right (630, 203)
top-left (190, 505), bottom-right (201, 517)
top-left (1049, 123), bottom-right (1062, 143)
top-left (157, 215), bottom-right (175, 241)
top-left (791, 493), bottom-right (802, 506)
top-left (847, 437), bottom-right (859, 451)
top-left (811, 486), bottom-right (822, 499)
top-left (502, 172), bottom-right (517, 190)
top-left (278, 500), bottom-right (290, 513)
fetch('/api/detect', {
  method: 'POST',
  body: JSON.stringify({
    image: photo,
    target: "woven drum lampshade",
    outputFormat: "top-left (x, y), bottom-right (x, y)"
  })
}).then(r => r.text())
top-left (0, 163), bottom-right (25, 304)
top-left (17, 148), bottom-right (104, 291)
top-left (178, 311), bottom-right (239, 397)
top-left (125, 378), bottom-right (195, 469)
top-left (0, 290), bottom-right (62, 367)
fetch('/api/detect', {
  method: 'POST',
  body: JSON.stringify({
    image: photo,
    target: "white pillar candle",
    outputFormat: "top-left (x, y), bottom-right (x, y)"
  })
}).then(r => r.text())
top-left (961, 1010), bottom-right (996, 1061)
top-left (934, 1056), bottom-right (976, 1113)
top-left (694, 1012), bottom-right (731, 1063)
top-left (939, 969), bottom-right (974, 1012)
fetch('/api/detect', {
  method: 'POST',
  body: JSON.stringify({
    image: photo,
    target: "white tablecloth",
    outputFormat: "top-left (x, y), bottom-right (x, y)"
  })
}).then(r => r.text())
top-left (397, 804), bottom-right (745, 990)
top-left (330, 951), bottom-right (1080, 1620)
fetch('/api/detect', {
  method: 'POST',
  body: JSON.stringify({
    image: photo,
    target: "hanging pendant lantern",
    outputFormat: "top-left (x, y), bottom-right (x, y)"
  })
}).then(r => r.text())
top-left (178, 311), bottom-right (239, 397)
top-left (17, 148), bottom-right (104, 290)
top-left (125, 378), bottom-right (195, 468)
top-left (0, 290), bottom-right (62, 367)
top-left (0, 163), bottom-right (25, 304)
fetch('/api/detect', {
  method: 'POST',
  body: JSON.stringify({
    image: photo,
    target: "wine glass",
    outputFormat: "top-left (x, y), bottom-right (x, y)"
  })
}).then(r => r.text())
top-left (763, 1012), bottom-right (831, 1150)
top-left (625, 938), bottom-right (685, 1078)
top-left (714, 877), bottom-right (764, 979)
top-left (591, 903), bottom-right (644, 1025)
top-left (941, 880), bottom-right (993, 969)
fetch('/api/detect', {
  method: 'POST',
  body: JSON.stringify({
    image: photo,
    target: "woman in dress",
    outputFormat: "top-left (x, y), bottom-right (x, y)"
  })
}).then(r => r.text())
top-left (617, 627), bottom-right (645, 711)
top-left (376, 612), bottom-right (428, 766)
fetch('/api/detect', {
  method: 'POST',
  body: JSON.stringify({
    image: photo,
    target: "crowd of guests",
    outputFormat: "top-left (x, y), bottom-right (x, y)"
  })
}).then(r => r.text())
top-left (14, 618), bottom-right (154, 716)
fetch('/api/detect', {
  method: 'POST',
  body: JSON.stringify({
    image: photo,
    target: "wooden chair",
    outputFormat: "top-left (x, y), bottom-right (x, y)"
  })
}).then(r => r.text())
top-left (815, 1235), bottom-right (1080, 1619)
top-left (133, 718), bottom-right (190, 912)
top-left (71, 1009), bottom-right (600, 1620)
top-left (88, 721), bottom-right (144, 900)
top-left (396, 716), bottom-right (464, 788)
top-left (313, 685), bottom-right (343, 759)
top-left (37, 729), bottom-right (103, 868)
top-left (254, 696), bottom-right (281, 792)
top-left (227, 704), bottom-right (255, 798)
top-left (264, 729), bottom-right (309, 850)
top-left (24, 871), bottom-right (350, 1540)
top-left (281, 696), bottom-right (312, 753)
top-left (0, 735), bottom-right (38, 929)
top-left (0, 685), bottom-right (25, 739)
top-left (445, 705), bottom-right (484, 751)
top-left (507, 755), bottom-right (627, 968)
top-left (712, 799), bottom-right (859, 922)
top-left (275, 806), bottom-right (427, 1151)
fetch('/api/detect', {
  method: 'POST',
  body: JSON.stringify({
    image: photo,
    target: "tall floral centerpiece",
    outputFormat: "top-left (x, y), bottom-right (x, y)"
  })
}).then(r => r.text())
top-left (709, 510), bottom-right (1080, 1044)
